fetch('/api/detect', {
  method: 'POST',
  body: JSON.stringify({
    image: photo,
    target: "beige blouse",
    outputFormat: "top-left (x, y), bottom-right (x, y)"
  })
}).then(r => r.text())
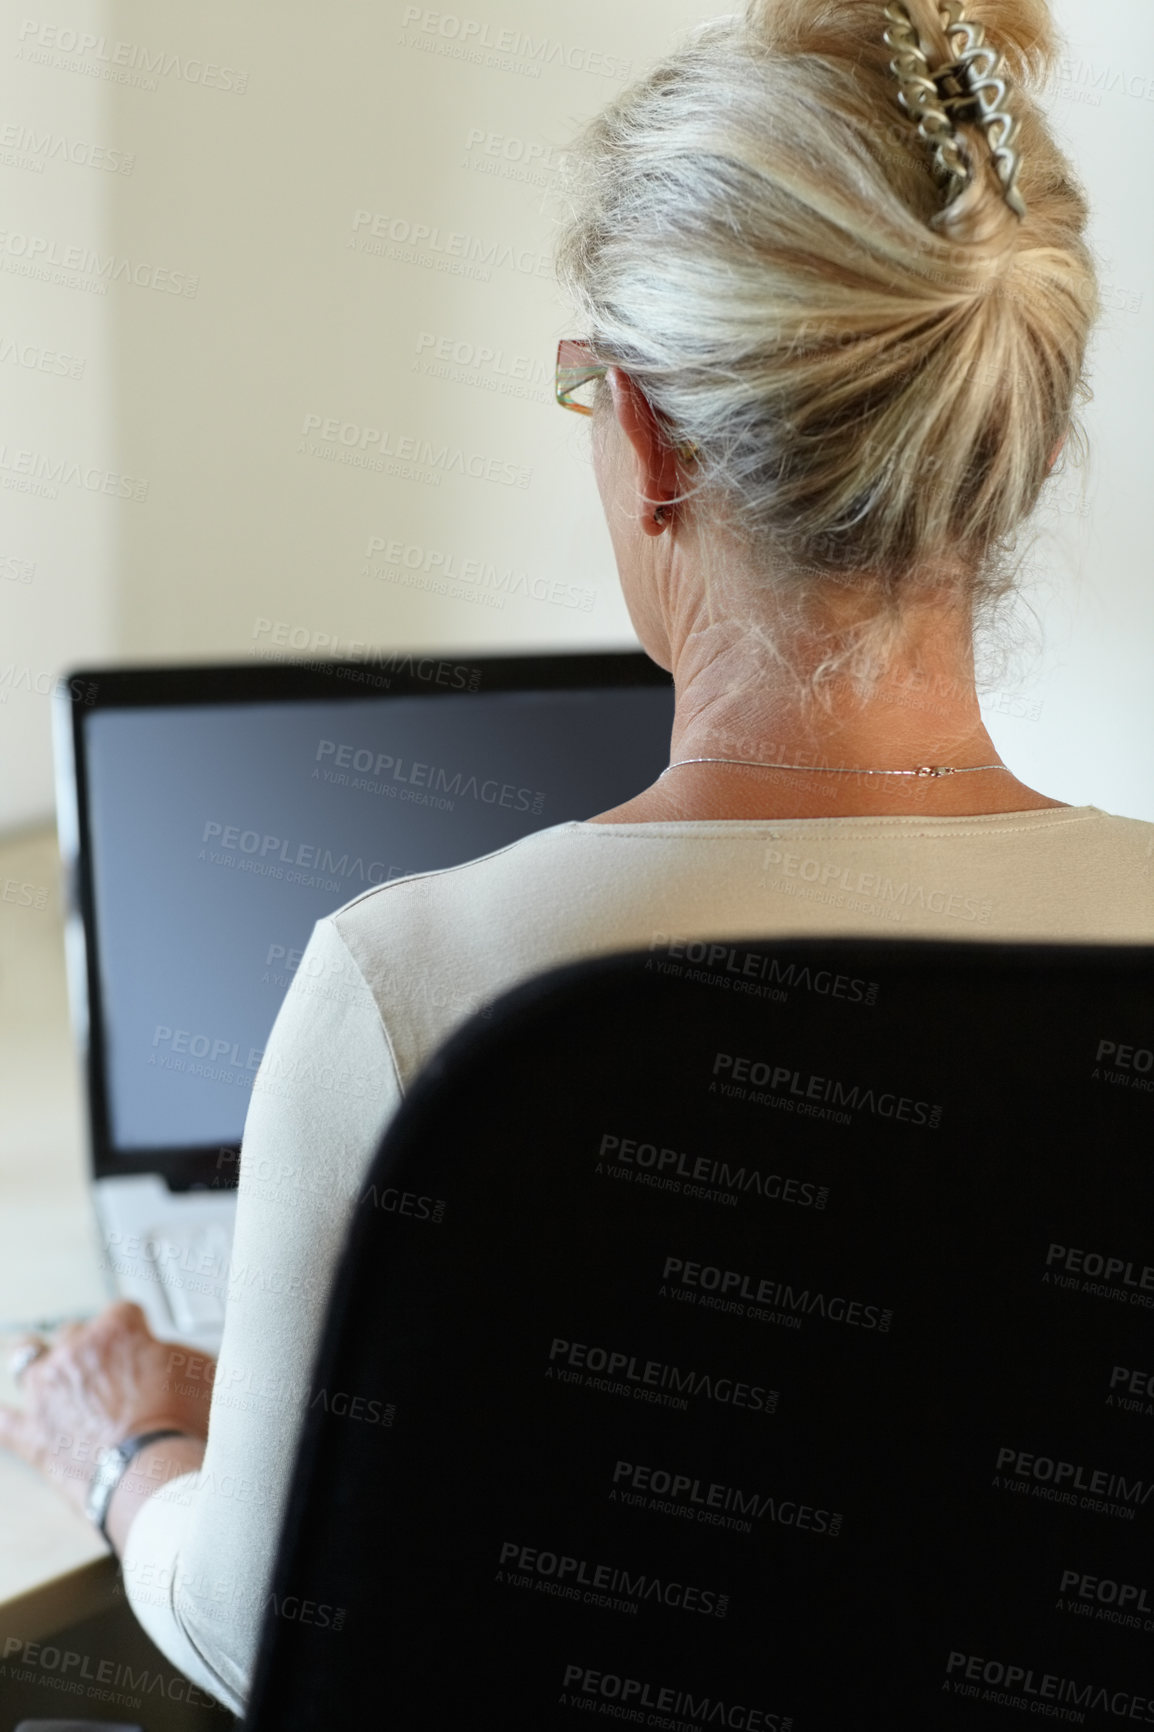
top-left (120, 808), bottom-right (1154, 1713)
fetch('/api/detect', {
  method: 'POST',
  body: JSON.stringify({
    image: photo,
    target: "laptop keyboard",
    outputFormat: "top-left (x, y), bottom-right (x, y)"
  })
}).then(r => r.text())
top-left (143, 1219), bottom-right (232, 1336)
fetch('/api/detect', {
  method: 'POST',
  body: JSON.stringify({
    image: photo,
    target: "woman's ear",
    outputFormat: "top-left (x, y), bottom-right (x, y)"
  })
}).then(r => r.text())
top-left (606, 368), bottom-right (681, 537)
top-left (1048, 432), bottom-right (1068, 471)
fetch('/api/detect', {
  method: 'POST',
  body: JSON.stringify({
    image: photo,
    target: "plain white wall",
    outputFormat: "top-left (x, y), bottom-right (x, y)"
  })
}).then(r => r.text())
top-left (1, 0), bottom-right (1151, 831)
top-left (0, 1), bottom-right (118, 825)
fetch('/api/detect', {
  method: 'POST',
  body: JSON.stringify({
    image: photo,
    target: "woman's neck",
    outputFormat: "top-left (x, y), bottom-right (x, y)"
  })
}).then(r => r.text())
top-left (590, 602), bottom-right (1069, 822)
top-left (585, 766), bottom-right (1070, 824)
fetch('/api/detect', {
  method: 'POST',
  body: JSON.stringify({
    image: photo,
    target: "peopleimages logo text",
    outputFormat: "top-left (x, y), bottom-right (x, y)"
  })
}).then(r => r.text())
top-left (314, 740), bottom-right (545, 813)
top-left (17, 21), bottom-right (248, 91)
top-left (0, 228), bottom-right (197, 294)
top-left (661, 1254), bottom-right (893, 1332)
top-left (497, 1538), bottom-right (727, 1617)
top-left (199, 821), bottom-right (389, 883)
top-left (558, 1663), bottom-right (789, 1730)
top-left (945, 1648), bottom-right (1154, 1720)
top-left (712, 1051), bottom-right (942, 1128)
top-left (399, 9), bottom-right (632, 79)
top-left (301, 410), bottom-right (531, 487)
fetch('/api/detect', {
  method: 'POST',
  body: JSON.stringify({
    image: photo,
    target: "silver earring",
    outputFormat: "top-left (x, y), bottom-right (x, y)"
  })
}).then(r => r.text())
top-left (653, 504), bottom-right (670, 527)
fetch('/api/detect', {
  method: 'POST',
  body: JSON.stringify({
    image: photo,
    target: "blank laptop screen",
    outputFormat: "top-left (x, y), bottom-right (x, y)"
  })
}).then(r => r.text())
top-left (82, 683), bottom-right (674, 1152)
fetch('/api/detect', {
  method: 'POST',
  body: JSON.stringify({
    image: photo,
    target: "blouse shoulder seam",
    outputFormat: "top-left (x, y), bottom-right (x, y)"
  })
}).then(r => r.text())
top-left (331, 829), bottom-right (546, 915)
top-left (318, 913), bottom-right (406, 1098)
top-left (571, 811), bottom-right (1106, 840)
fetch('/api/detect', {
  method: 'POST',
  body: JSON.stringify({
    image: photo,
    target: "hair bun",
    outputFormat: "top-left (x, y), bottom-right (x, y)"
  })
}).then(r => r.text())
top-left (558, 0), bottom-right (1098, 692)
top-left (746, 0), bottom-right (1058, 88)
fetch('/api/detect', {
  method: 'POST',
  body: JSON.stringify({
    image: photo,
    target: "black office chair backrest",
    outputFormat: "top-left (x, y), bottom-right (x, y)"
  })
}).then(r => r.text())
top-left (244, 937), bottom-right (1154, 1732)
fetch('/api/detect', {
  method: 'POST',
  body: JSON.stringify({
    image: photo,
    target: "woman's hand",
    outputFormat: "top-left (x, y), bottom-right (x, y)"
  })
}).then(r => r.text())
top-left (0, 1300), bottom-right (213, 1538)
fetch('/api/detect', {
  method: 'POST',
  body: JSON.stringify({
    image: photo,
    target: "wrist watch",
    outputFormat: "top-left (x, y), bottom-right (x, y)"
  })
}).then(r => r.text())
top-left (85, 1428), bottom-right (190, 1541)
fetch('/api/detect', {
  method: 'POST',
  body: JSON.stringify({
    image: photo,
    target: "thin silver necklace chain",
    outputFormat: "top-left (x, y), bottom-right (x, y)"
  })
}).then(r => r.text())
top-left (660, 755), bottom-right (1009, 780)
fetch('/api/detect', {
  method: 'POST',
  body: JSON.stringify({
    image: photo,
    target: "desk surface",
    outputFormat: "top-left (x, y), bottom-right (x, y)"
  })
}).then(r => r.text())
top-left (0, 824), bottom-right (123, 1638)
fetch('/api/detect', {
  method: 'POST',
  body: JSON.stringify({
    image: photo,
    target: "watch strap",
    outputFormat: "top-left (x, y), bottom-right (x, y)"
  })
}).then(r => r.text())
top-left (85, 1427), bottom-right (191, 1541)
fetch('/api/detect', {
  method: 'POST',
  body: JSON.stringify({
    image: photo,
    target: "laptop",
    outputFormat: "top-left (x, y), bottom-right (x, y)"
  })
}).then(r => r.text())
top-left (53, 650), bottom-right (675, 1354)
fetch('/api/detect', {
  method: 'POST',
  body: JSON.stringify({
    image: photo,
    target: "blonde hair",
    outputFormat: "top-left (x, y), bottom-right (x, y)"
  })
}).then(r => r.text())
top-left (556, 0), bottom-right (1099, 705)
